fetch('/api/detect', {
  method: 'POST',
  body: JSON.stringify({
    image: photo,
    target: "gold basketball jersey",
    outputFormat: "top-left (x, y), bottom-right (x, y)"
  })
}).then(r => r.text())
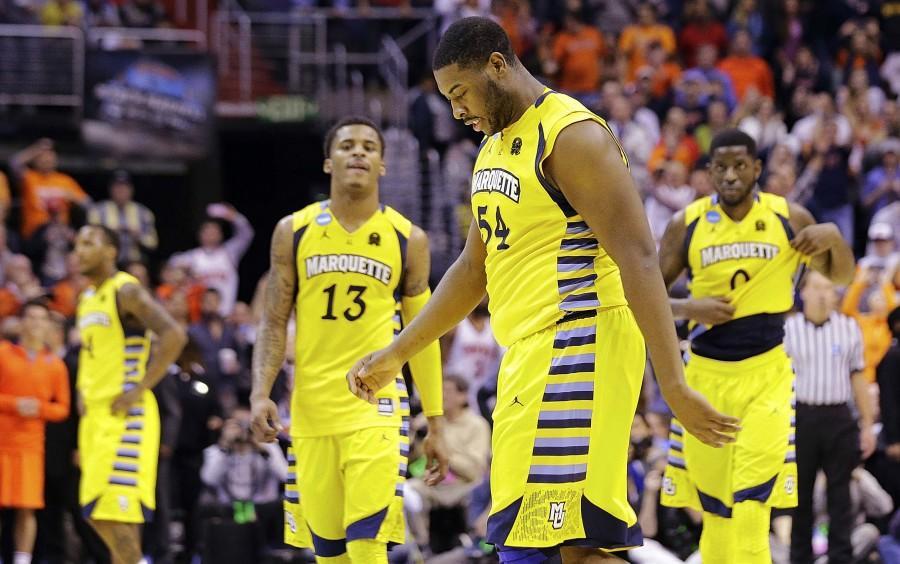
top-left (76, 271), bottom-right (151, 405)
top-left (291, 201), bottom-right (410, 438)
top-left (471, 89), bottom-right (630, 347)
top-left (684, 192), bottom-right (807, 360)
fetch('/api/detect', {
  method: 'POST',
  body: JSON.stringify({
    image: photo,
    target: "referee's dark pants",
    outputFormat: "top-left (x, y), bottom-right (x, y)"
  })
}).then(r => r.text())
top-left (790, 403), bottom-right (860, 564)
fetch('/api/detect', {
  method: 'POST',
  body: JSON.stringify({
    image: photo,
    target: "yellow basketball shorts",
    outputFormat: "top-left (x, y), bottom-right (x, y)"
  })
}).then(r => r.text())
top-left (283, 417), bottom-right (409, 556)
top-left (79, 390), bottom-right (160, 523)
top-left (661, 346), bottom-right (798, 517)
top-left (487, 306), bottom-right (646, 555)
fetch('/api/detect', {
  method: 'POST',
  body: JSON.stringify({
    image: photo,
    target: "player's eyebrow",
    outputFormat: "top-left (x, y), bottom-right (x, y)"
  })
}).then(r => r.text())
top-left (447, 84), bottom-right (462, 97)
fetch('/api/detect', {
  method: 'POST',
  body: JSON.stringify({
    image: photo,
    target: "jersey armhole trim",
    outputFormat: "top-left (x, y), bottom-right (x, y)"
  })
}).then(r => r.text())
top-left (292, 225), bottom-right (308, 303)
top-left (775, 212), bottom-right (794, 240)
top-left (684, 217), bottom-right (700, 281)
top-left (393, 227), bottom-right (408, 302)
top-left (535, 122), bottom-right (578, 218)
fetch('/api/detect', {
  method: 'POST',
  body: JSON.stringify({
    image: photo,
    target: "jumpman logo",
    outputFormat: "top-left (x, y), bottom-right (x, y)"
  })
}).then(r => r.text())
top-left (510, 395), bottom-right (525, 407)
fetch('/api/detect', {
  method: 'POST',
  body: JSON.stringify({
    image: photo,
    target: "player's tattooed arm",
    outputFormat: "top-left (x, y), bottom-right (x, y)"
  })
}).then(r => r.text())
top-left (112, 282), bottom-right (187, 413)
top-left (403, 225), bottom-right (431, 297)
top-left (250, 216), bottom-right (296, 442)
top-left (788, 203), bottom-right (856, 285)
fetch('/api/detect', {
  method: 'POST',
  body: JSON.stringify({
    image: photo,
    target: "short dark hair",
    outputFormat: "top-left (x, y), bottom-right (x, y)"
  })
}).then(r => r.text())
top-left (88, 224), bottom-right (120, 251)
top-left (709, 128), bottom-right (757, 157)
top-left (433, 17), bottom-right (517, 71)
top-left (322, 116), bottom-right (385, 158)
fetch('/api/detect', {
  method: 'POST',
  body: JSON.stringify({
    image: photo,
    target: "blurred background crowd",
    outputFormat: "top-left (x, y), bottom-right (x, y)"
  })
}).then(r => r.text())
top-left (0, 0), bottom-right (899, 563)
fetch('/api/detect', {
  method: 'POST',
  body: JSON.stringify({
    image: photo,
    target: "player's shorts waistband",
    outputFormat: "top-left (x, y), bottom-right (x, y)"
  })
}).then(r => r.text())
top-left (687, 344), bottom-right (789, 372)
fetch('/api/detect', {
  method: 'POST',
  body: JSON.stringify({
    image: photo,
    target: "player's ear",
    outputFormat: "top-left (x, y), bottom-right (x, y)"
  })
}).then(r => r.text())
top-left (754, 158), bottom-right (763, 180)
top-left (323, 158), bottom-right (333, 174)
top-left (379, 161), bottom-right (386, 177)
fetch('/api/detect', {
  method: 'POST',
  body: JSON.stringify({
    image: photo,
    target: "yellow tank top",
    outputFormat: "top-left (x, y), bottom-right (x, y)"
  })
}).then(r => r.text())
top-left (76, 272), bottom-right (150, 404)
top-left (684, 192), bottom-right (807, 360)
top-left (471, 89), bottom-right (629, 347)
top-left (291, 201), bottom-right (410, 438)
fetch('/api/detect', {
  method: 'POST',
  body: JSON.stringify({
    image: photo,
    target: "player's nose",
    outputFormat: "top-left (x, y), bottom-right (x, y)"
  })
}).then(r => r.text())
top-left (451, 100), bottom-right (467, 120)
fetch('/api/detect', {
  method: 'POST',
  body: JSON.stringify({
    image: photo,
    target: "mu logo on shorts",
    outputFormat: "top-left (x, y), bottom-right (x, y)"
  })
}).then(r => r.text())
top-left (548, 501), bottom-right (566, 530)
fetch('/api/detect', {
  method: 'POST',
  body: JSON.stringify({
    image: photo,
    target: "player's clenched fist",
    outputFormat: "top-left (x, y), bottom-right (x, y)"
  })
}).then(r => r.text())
top-left (250, 396), bottom-right (283, 443)
top-left (347, 347), bottom-right (404, 403)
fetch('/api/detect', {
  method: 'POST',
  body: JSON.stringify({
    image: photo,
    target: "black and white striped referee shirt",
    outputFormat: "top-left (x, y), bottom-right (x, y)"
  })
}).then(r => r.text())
top-left (784, 312), bottom-right (865, 405)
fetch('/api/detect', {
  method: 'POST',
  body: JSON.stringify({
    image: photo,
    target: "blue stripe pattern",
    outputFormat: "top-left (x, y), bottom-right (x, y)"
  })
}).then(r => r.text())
top-left (127, 408), bottom-right (144, 417)
top-left (566, 221), bottom-right (589, 234)
top-left (109, 476), bottom-right (137, 487)
top-left (284, 490), bottom-right (300, 503)
top-left (121, 435), bottom-right (141, 444)
top-left (560, 238), bottom-right (598, 251)
top-left (557, 273), bottom-right (597, 294)
top-left (125, 421), bottom-right (143, 431)
top-left (117, 448), bottom-right (139, 458)
top-left (113, 462), bottom-right (138, 473)
top-left (557, 256), bottom-right (594, 272)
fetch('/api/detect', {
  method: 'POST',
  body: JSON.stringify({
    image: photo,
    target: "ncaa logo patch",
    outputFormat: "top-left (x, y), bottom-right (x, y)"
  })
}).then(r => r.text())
top-left (316, 213), bottom-right (332, 226)
top-left (548, 502), bottom-right (566, 529)
top-left (706, 210), bottom-right (721, 223)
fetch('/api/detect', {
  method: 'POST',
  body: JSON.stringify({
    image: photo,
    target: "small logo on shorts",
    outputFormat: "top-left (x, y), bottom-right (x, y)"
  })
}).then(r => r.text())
top-left (662, 476), bottom-right (676, 496)
top-left (784, 476), bottom-right (796, 495)
top-left (118, 495), bottom-right (129, 512)
top-left (377, 398), bottom-right (394, 416)
top-left (285, 510), bottom-right (297, 533)
top-left (548, 501), bottom-right (566, 530)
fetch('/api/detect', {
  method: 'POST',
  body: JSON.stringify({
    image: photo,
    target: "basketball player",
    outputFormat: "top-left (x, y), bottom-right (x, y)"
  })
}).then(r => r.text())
top-left (657, 129), bottom-right (855, 563)
top-left (75, 225), bottom-right (187, 564)
top-left (347, 17), bottom-right (738, 563)
top-left (250, 116), bottom-right (447, 563)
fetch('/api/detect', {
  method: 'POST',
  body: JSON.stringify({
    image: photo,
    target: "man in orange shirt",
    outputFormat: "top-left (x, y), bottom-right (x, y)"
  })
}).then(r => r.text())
top-left (717, 28), bottom-right (774, 101)
top-left (547, 10), bottom-right (605, 98)
top-left (0, 299), bottom-right (70, 564)
top-left (9, 138), bottom-right (90, 240)
top-left (618, 2), bottom-right (676, 81)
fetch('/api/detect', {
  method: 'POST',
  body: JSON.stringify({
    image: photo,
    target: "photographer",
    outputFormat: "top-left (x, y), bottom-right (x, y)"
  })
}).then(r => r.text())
top-left (197, 407), bottom-right (287, 559)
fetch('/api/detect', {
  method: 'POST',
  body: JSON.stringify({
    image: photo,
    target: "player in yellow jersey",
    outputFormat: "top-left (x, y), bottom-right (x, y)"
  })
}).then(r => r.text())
top-left (347, 17), bottom-right (739, 563)
top-left (74, 225), bottom-right (187, 564)
top-left (249, 116), bottom-right (448, 564)
top-left (657, 129), bottom-right (856, 563)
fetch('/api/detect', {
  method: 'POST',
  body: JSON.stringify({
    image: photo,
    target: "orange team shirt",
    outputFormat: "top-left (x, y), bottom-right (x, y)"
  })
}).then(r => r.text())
top-left (717, 55), bottom-right (774, 101)
top-left (157, 282), bottom-right (206, 323)
top-left (842, 280), bottom-right (896, 383)
top-left (650, 62), bottom-right (682, 99)
top-left (20, 169), bottom-right (88, 239)
top-left (50, 279), bottom-right (80, 319)
top-left (618, 23), bottom-right (676, 81)
top-left (0, 341), bottom-right (69, 453)
top-left (553, 26), bottom-right (605, 93)
top-left (648, 135), bottom-right (701, 172)
top-left (0, 172), bottom-right (10, 212)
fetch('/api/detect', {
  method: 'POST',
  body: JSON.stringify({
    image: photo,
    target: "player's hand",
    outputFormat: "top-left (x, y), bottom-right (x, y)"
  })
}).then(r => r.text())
top-left (791, 223), bottom-right (842, 256)
top-left (860, 426), bottom-right (877, 460)
top-left (422, 420), bottom-right (450, 486)
top-left (686, 296), bottom-right (735, 326)
top-left (250, 396), bottom-right (283, 443)
top-left (111, 386), bottom-right (144, 416)
top-left (347, 347), bottom-right (404, 404)
top-left (15, 397), bottom-right (39, 418)
top-left (665, 385), bottom-right (740, 448)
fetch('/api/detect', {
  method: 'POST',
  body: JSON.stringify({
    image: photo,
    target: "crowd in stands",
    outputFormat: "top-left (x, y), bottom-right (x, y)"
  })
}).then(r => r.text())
top-left (0, 0), bottom-right (899, 562)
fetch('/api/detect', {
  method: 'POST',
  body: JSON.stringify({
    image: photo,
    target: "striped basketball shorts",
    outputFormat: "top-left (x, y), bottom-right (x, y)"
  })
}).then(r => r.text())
top-left (486, 306), bottom-right (645, 556)
top-left (79, 390), bottom-right (160, 523)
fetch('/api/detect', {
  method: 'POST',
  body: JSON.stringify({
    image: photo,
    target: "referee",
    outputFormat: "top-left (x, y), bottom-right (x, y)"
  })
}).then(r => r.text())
top-left (784, 271), bottom-right (877, 564)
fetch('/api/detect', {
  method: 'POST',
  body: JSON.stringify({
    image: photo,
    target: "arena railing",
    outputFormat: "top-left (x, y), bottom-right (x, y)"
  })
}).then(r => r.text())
top-left (0, 24), bottom-right (84, 110)
top-left (88, 27), bottom-right (208, 51)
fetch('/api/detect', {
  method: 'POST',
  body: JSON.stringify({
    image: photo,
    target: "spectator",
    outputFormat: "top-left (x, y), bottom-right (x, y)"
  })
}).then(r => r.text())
top-left (406, 374), bottom-right (491, 552)
top-left (0, 170), bottom-right (10, 224)
top-left (157, 261), bottom-right (205, 324)
top-left (794, 123), bottom-right (856, 242)
top-left (84, 0), bottom-right (120, 27)
top-left (694, 99), bottom-right (730, 154)
top-left (0, 299), bottom-right (70, 564)
top-left (785, 272), bottom-right (876, 564)
top-left (647, 107), bottom-right (701, 173)
top-left (125, 260), bottom-right (151, 289)
top-left (861, 222), bottom-right (899, 271)
top-left (171, 203), bottom-right (253, 317)
top-left (726, 0), bottom-right (767, 52)
top-left (493, 0), bottom-right (537, 61)
top-left (842, 67), bottom-right (887, 117)
top-left (618, 2), bottom-right (676, 82)
top-left (9, 139), bottom-right (89, 241)
top-left (545, 9), bottom-right (605, 101)
top-left (606, 94), bottom-right (656, 185)
top-left (678, 0), bottom-right (727, 68)
top-left (198, 408), bottom-right (287, 554)
top-left (738, 96), bottom-right (789, 154)
top-left (881, 509), bottom-right (900, 564)
top-left (87, 171), bottom-right (159, 264)
top-left (0, 225), bottom-right (15, 287)
top-left (409, 75), bottom-right (457, 161)
top-left (189, 288), bottom-right (240, 405)
top-left (48, 252), bottom-right (86, 319)
top-left (780, 46), bottom-right (831, 112)
top-left (645, 161), bottom-right (695, 243)
top-left (26, 203), bottom-right (75, 287)
top-left (863, 144), bottom-right (900, 217)
top-left (673, 69), bottom-right (710, 132)
top-left (874, 308), bottom-right (900, 511)
top-left (838, 28), bottom-right (882, 87)
top-left (118, 0), bottom-right (169, 27)
top-left (39, 0), bottom-right (83, 26)
top-left (638, 40), bottom-right (682, 102)
top-left (773, 0), bottom-right (807, 62)
top-left (0, 255), bottom-right (43, 320)
top-left (687, 43), bottom-right (738, 112)
top-left (792, 93), bottom-right (854, 151)
top-left (688, 164), bottom-right (715, 199)
top-left (717, 28), bottom-right (774, 102)
top-left (842, 262), bottom-right (896, 384)
top-left (442, 300), bottom-right (503, 411)
top-left (811, 467), bottom-right (894, 561)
